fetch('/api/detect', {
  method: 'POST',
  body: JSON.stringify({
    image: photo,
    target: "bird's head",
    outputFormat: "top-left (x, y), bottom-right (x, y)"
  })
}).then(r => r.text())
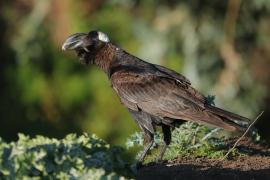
top-left (62, 30), bottom-right (110, 64)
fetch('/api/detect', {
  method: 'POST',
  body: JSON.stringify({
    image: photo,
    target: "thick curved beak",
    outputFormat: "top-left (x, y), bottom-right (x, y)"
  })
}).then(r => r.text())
top-left (62, 33), bottom-right (88, 51)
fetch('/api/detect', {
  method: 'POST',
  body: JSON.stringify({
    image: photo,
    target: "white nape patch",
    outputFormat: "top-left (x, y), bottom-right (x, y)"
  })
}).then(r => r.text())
top-left (98, 31), bottom-right (110, 42)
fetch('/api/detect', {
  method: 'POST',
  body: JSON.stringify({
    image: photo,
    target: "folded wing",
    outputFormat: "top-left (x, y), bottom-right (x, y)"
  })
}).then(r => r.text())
top-left (111, 70), bottom-right (246, 131)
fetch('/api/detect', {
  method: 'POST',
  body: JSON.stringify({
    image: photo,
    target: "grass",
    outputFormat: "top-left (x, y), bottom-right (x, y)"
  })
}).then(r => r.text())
top-left (126, 122), bottom-right (260, 163)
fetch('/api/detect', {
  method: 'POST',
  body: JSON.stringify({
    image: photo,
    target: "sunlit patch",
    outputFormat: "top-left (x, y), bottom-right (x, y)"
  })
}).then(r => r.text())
top-left (98, 31), bottom-right (110, 42)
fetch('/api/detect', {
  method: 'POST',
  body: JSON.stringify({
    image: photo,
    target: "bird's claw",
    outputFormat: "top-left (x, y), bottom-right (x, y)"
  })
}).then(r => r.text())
top-left (155, 158), bottom-right (164, 164)
top-left (135, 161), bottom-right (143, 169)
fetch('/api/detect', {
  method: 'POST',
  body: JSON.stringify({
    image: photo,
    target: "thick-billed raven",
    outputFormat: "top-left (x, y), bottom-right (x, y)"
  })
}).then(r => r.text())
top-left (62, 30), bottom-right (250, 162)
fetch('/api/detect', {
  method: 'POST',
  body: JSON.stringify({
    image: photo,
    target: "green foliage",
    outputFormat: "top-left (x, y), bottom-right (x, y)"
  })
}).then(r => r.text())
top-left (0, 134), bottom-right (133, 179)
top-left (126, 122), bottom-right (245, 162)
top-left (0, 0), bottom-right (270, 146)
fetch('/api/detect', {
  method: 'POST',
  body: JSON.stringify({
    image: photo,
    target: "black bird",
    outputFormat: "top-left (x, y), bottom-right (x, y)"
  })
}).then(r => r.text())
top-left (62, 30), bottom-right (250, 162)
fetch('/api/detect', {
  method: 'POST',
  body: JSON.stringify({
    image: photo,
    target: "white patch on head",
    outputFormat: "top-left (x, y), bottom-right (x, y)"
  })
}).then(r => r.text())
top-left (98, 31), bottom-right (110, 42)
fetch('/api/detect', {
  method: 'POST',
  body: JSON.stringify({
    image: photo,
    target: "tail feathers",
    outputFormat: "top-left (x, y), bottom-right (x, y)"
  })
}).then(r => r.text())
top-left (219, 118), bottom-right (247, 132)
top-left (205, 105), bottom-right (250, 122)
top-left (205, 105), bottom-right (250, 132)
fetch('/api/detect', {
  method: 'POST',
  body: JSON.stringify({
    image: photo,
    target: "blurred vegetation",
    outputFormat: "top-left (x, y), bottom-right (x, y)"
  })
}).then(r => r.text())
top-left (0, 0), bottom-right (270, 156)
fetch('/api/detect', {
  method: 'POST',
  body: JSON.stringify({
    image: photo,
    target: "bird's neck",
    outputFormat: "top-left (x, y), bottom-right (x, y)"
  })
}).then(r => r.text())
top-left (94, 43), bottom-right (118, 75)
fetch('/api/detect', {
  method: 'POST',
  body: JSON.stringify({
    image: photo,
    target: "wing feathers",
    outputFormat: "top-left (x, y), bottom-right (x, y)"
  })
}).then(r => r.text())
top-left (111, 70), bottom-right (248, 132)
top-left (205, 104), bottom-right (250, 122)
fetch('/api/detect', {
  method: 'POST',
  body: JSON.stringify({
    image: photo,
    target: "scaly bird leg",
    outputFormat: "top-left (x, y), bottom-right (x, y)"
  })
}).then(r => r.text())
top-left (139, 131), bottom-right (154, 162)
top-left (156, 125), bottom-right (171, 162)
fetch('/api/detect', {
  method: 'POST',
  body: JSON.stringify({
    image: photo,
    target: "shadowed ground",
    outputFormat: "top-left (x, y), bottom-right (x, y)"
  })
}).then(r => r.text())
top-left (137, 138), bottom-right (270, 180)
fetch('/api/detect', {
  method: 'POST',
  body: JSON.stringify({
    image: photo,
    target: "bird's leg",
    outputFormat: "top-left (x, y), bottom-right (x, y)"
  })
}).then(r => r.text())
top-left (139, 131), bottom-right (154, 162)
top-left (156, 125), bottom-right (171, 162)
top-left (128, 109), bottom-right (155, 167)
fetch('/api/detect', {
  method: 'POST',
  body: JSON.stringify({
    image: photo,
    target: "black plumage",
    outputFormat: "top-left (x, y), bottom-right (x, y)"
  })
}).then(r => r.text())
top-left (62, 30), bottom-right (250, 162)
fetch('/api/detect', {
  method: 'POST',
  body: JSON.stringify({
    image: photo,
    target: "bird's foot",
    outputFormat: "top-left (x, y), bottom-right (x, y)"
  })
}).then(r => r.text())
top-left (129, 162), bottom-right (143, 175)
top-left (135, 161), bottom-right (143, 169)
top-left (155, 156), bottom-right (165, 164)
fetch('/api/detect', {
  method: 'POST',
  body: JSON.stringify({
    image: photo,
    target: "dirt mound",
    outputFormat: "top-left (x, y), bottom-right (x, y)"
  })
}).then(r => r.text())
top-left (137, 137), bottom-right (270, 180)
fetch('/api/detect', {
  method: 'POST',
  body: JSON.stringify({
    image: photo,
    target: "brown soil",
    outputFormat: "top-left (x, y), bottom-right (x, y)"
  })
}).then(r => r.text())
top-left (137, 137), bottom-right (270, 180)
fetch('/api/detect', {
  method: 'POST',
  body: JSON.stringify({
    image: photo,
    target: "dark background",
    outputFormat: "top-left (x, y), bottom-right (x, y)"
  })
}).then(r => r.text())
top-left (0, 0), bottom-right (270, 145)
